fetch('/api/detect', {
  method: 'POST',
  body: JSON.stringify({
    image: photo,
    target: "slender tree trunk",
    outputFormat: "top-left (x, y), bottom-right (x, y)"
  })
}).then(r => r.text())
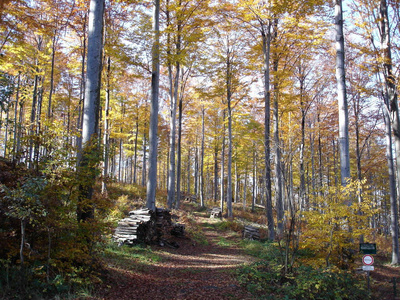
top-left (4, 107), bottom-right (9, 157)
top-left (77, 0), bottom-right (105, 222)
top-left (298, 65), bottom-right (307, 211)
top-left (383, 105), bottom-right (399, 265)
top-left (380, 0), bottom-right (400, 265)
top-left (187, 148), bottom-right (191, 194)
top-left (262, 22), bottom-right (274, 240)
top-left (227, 57), bottom-right (233, 218)
top-left (252, 147), bottom-right (256, 212)
top-left (146, 0), bottom-right (160, 211)
top-left (214, 145), bottom-right (218, 202)
top-left (220, 110), bottom-right (226, 213)
top-left (272, 19), bottom-right (283, 236)
top-left (102, 57), bottom-right (111, 195)
top-left (76, 13), bottom-right (87, 162)
top-left (194, 145), bottom-right (198, 196)
top-left (47, 32), bottom-right (57, 119)
top-left (166, 0), bottom-right (181, 209)
top-left (200, 107), bottom-right (205, 207)
top-left (235, 162), bottom-right (239, 203)
top-left (176, 89), bottom-right (183, 209)
top-left (142, 125), bottom-right (147, 187)
top-left (335, 0), bottom-right (350, 187)
top-left (119, 135), bottom-right (123, 182)
top-left (29, 72), bottom-right (39, 167)
top-left (133, 117), bottom-right (139, 184)
top-left (12, 73), bottom-right (20, 160)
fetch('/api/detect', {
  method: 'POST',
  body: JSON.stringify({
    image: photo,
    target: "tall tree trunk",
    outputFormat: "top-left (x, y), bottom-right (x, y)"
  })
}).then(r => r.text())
top-left (298, 64), bottom-right (307, 211)
top-left (146, 0), bottom-right (160, 211)
top-left (187, 148), bottom-right (191, 194)
top-left (142, 124), bottom-right (147, 187)
top-left (252, 146), bottom-right (256, 212)
top-left (102, 57), bottom-right (111, 194)
top-left (12, 73), bottom-right (20, 160)
top-left (77, 0), bottom-right (105, 222)
top-left (29, 71), bottom-right (39, 168)
top-left (227, 56), bottom-right (233, 218)
top-left (200, 107), bottom-right (205, 207)
top-left (261, 22), bottom-right (275, 240)
top-left (272, 18), bottom-right (283, 236)
top-left (380, 0), bottom-right (400, 265)
top-left (76, 13), bottom-right (87, 162)
top-left (335, 0), bottom-right (350, 187)
top-left (166, 0), bottom-right (181, 209)
top-left (194, 144), bottom-right (198, 196)
top-left (176, 87), bottom-right (183, 209)
top-left (47, 32), bottom-right (57, 120)
top-left (133, 116), bottom-right (139, 184)
top-left (383, 105), bottom-right (399, 265)
top-left (220, 110), bottom-right (226, 213)
top-left (214, 144), bottom-right (218, 202)
top-left (235, 161), bottom-right (239, 203)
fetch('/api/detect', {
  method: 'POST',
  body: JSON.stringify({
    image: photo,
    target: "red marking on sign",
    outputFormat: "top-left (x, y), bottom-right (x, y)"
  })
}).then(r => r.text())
top-left (362, 254), bottom-right (374, 266)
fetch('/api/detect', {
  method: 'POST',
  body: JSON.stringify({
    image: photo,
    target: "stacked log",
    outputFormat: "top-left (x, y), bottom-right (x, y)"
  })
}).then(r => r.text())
top-left (210, 207), bottom-right (222, 218)
top-left (243, 225), bottom-right (260, 241)
top-left (113, 208), bottom-right (156, 245)
top-left (155, 208), bottom-right (173, 238)
top-left (113, 207), bottom-right (184, 245)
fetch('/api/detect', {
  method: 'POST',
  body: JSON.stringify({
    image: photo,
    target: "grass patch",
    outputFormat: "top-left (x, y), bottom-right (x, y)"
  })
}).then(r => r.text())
top-left (240, 240), bottom-right (281, 261)
top-left (216, 237), bottom-right (235, 247)
top-left (188, 228), bottom-right (209, 245)
top-left (103, 242), bottom-right (163, 270)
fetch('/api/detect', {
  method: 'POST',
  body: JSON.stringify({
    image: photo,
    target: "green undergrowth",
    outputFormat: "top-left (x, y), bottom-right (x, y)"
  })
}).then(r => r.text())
top-left (237, 240), bottom-right (371, 300)
top-left (103, 242), bottom-right (163, 270)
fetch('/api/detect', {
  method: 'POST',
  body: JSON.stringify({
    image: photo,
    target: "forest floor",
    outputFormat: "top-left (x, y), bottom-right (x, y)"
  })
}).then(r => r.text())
top-left (88, 202), bottom-right (400, 300)
top-left (368, 257), bottom-right (400, 300)
top-left (94, 205), bottom-right (256, 300)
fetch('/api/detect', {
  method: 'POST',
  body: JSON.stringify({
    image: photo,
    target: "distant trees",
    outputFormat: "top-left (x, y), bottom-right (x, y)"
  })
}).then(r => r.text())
top-left (0, 0), bottom-right (399, 263)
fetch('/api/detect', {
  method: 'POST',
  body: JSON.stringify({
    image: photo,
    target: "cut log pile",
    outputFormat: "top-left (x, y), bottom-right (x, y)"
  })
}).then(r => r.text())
top-left (210, 207), bottom-right (222, 218)
top-left (113, 207), bottom-right (184, 245)
top-left (243, 225), bottom-right (260, 241)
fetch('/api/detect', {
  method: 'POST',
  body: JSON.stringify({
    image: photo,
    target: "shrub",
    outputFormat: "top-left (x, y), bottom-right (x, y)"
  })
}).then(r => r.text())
top-left (238, 261), bottom-right (371, 299)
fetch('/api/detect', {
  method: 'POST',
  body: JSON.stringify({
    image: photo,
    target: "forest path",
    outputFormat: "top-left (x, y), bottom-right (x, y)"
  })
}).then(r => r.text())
top-left (96, 209), bottom-right (256, 300)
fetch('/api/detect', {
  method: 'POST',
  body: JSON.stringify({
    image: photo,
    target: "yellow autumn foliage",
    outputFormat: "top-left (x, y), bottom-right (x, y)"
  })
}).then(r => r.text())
top-left (301, 179), bottom-right (380, 269)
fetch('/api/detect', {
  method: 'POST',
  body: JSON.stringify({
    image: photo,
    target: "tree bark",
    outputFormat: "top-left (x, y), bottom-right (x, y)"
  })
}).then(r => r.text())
top-left (261, 22), bottom-right (275, 240)
top-left (226, 53), bottom-right (233, 218)
top-left (176, 83), bottom-right (183, 209)
top-left (272, 18), bottom-right (283, 236)
top-left (77, 0), bottom-right (104, 222)
top-left (102, 57), bottom-right (111, 195)
top-left (380, 0), bottom-right (400, 265)
top-left (200, 106), bottom-right (205, 207)
top-left (220, 110), bottom-right (226, 213)
top-left (146, 0), bottom-right (160, 211)
top-left (335, 0), bottom-right (350, 187)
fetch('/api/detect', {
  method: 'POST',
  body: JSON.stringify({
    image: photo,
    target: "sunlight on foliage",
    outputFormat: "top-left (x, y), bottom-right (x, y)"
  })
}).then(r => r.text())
top-left (302, 179), bottom-right (381, 268)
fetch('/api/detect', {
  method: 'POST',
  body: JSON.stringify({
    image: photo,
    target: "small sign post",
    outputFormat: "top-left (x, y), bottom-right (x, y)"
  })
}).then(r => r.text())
top-left (362, 254), bottom-right (374, 291)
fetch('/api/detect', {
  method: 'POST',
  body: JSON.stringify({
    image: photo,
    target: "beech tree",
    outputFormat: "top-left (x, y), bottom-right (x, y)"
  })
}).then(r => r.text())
top-left (77, 0), bottom-right (105, 222)
top-left (146, 0), bottom-right (160, 211)
top-left (335, 0), bottom-right (350, 188)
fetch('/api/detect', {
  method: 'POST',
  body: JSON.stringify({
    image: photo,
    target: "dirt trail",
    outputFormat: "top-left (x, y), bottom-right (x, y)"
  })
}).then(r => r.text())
top-left (97, 214), bottom-right (255, 300)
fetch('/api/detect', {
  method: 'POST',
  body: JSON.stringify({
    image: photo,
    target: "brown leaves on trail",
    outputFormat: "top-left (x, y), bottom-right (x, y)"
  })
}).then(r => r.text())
top-left (96, 214), bottom-right (255, 300)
